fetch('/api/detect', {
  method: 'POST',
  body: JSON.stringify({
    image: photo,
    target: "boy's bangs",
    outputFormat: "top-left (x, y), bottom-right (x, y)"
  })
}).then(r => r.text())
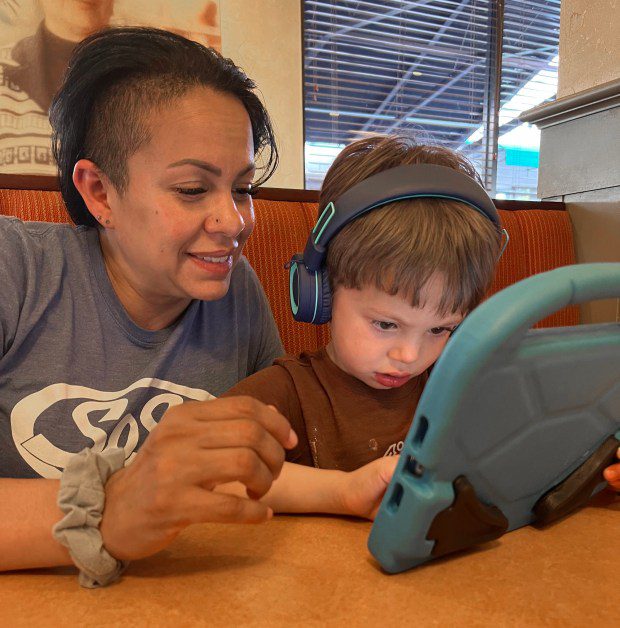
top-left (327, 198), bottom-right (501, 316)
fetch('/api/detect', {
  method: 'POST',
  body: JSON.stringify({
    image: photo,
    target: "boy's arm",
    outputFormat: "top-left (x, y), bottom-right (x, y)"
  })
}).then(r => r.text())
top-left (218, 456), bottom-right (398, 520)
top-left (222, 364), bottom-right (397, 519)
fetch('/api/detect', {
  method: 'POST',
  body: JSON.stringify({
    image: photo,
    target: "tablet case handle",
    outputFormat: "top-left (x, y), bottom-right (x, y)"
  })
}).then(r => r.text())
top-left (471, 263), bottom-right (620, 345)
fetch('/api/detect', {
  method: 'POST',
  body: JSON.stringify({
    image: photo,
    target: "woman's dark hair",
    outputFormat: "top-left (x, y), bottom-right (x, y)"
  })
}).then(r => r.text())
top-left (50, 27), bottom-right (278, 226)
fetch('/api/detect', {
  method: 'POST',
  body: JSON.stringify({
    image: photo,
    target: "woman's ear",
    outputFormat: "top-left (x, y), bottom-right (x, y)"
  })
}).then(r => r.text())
top-left (72, 159), bottom-right (116, 228)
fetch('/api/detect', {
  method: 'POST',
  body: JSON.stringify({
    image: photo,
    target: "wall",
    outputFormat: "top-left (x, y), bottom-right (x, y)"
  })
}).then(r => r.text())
top-left (522, 0), bottom-right (620, 203)
top-left (558, 0), bottom-right (620, 98)
top-left (566, 202), bottom-right (620, 324)
top-left (221, 1), bottom-right (304, 189)
top-left (521, 0), bottom-right (620, 323)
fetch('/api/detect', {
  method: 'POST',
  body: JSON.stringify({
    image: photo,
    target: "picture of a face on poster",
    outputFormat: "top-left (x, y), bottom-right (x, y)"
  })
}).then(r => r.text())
top-left (0, 0), bottom-right (221, 176)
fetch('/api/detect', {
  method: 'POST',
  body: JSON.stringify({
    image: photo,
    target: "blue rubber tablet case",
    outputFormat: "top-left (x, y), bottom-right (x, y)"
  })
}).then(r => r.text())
top-left (368, 263), bottom-right (620, 573)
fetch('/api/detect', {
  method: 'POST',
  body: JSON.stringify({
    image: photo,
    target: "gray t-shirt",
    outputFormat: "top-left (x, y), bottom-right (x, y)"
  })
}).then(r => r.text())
top-left (0, 216), bottom-right (283, 478)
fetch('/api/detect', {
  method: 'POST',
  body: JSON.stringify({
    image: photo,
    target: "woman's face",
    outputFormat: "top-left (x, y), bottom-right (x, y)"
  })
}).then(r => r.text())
top-left (101, 86), bottom-right (256, 328)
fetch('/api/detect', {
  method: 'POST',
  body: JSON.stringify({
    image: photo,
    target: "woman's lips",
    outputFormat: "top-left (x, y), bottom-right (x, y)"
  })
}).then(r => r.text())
top-left (188, 252), bottom-right (233, 277)
top-left (373, 372), bottom-right (412, 388)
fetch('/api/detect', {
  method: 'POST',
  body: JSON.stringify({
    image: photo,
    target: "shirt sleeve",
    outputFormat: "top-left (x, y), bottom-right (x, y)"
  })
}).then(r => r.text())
top-left (244, 259), bottom-right (285, 374)
top-left (0, 218), bottom-right (30, 357)
top-left (221, 365), bottom-right (314, 466)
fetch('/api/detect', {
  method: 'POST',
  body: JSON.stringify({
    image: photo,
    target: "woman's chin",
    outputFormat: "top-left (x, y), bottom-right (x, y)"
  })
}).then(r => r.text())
top-left (196, 283), bottom-right (231, 302)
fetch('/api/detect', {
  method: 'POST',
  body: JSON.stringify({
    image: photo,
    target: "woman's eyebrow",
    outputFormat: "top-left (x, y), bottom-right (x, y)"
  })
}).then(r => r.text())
top-left (166, 159), bottom-right (255, 177)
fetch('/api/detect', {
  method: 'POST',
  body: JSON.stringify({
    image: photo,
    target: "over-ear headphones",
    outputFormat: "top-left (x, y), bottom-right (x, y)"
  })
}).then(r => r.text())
top-left (288, 163), bottom-right (506, 325)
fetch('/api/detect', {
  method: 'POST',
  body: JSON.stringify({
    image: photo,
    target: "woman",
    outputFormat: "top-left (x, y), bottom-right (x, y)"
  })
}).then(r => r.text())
top-left (0, 27), bottom-right (296, 586)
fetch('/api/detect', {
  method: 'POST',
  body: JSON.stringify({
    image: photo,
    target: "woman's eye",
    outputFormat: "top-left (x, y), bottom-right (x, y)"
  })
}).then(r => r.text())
top-left (176, 186), bottom-right (206, 196)
top-left (234, 186), bottom-right (258, 198)
top-left (373, 320), bottom-right (397, 331)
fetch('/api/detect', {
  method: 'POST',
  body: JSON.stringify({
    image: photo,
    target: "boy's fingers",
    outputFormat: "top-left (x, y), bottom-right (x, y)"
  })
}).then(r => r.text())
top-left (381, 455), bottom-right (399, 483)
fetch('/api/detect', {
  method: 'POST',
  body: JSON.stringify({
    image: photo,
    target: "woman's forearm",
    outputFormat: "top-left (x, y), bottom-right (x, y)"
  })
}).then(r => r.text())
top-left (0, 479), bottom-right (72, 571)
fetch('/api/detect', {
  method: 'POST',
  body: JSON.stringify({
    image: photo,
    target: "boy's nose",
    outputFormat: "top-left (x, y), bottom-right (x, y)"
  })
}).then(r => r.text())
top-left (388, 344), bottom-right (419, 365)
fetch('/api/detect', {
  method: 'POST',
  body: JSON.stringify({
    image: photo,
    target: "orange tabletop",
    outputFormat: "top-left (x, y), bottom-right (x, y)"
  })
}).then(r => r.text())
top-left (2, 491), bottom-right (618, 627)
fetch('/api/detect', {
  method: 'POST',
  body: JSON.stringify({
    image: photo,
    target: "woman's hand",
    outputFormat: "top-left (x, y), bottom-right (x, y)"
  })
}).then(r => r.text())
top-left (99, 396), bottom-right (296, 561)
top-left (338, 456), bottom-right (399, 520)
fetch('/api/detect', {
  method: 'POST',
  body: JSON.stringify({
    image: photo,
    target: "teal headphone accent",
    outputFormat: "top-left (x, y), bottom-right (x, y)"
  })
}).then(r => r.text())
top-left (288, 164), bottom-right (506, 325)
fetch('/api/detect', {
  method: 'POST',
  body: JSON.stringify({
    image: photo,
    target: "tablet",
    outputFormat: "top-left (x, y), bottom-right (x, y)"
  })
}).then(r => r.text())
top-left (368, 263), bottom-right (620, 573)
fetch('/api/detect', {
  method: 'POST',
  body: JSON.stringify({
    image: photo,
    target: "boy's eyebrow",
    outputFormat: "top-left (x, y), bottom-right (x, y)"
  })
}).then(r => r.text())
top-left (166, 159), bottom-right (255, 177)
top-left (366, 307), bottom-right (462, 328)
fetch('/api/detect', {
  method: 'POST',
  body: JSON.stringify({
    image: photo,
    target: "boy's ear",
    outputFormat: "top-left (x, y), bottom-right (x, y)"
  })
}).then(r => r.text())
top-left (72, 159), bottom-right (116, 228)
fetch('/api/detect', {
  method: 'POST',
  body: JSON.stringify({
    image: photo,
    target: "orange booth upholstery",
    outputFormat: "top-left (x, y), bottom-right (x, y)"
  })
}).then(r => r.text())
top-left (0, 187), bottom-right (579, 354)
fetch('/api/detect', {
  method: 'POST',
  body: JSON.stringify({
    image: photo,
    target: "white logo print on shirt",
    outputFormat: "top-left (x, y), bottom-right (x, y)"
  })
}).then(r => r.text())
top-left (11, 378), bottom-right (212, 478)
top-left (384, 440), bottom-right (404, 456)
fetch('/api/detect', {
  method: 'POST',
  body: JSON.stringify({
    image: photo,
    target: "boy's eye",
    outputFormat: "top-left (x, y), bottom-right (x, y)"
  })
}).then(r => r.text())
top-left (430, 327), bottom-right (453, 336)
top-left (373, 320), bottom-right (397, 331)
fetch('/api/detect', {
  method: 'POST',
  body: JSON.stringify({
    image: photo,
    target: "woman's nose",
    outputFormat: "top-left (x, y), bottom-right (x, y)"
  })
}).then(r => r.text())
top-left (205, 194), bottom-right (246, 238)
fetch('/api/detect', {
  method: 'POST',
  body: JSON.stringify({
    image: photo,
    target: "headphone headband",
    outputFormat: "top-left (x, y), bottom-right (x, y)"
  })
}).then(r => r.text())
top-left (289, 162), bottom-right (505, 325)
top-left (303, 164), bottom-right (500, 271)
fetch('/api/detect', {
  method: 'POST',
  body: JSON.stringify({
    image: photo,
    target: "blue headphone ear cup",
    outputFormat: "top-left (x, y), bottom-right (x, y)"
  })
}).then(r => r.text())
top-left (313, 268), bottom-right (332, 325)
top-left (289, 255), bottom-right (317, 323)
top-left (288, 255), bottom-right (332, 324)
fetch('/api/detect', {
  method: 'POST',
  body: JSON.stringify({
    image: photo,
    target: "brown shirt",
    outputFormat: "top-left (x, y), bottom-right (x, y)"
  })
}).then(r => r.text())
top-left (223, 348), bottom-right (428, 471)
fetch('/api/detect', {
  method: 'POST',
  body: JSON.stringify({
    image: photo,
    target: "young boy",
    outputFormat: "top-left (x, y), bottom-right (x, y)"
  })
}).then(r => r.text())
top-left (218, 135), bottom-right (503, 519)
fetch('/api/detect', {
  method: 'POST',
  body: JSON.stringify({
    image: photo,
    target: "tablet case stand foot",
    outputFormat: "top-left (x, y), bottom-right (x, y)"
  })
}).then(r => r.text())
top-left (427, 475), bottom-right (509, 557)
top-left (533, 435), bottom-right (620, 527)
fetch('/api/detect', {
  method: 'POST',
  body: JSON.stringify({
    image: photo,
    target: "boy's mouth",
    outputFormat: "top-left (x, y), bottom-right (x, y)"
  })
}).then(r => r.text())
top-left (373, 372), bottom-right (412, 388)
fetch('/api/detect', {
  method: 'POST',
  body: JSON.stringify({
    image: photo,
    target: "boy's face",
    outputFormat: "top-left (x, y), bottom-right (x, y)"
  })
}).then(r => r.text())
top-left (326, 274), bottom-right (463, 389)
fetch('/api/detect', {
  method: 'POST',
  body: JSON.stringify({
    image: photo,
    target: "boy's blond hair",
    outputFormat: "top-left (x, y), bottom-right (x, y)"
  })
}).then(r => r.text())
top-left (320, 135), bottom-right (502, 316)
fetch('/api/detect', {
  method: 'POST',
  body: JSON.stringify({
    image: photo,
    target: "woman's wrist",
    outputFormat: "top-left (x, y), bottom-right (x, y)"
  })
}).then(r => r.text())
top-left (0, 478), bottom-right (73, 572)
top-left (52, 448), bottom-right (129, 587)
top-left (98, 467), bottom-right (133, 562)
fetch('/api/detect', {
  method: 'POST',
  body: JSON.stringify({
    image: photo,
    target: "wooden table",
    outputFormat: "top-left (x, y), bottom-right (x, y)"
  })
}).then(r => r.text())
top-left (2, 491), bottom-right (618, 627)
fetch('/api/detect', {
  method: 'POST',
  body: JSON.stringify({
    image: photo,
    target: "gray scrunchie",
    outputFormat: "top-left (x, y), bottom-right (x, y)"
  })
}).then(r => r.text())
top-left (52, 447), bottom-right (129, 588)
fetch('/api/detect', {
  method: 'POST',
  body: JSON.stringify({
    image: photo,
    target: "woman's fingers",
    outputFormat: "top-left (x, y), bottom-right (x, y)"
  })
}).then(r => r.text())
top-left (182, 488), bottom-right (273, 525)
top-left (192, 418), bottom-right (285, 480)
top-left (190, 447), bottom-right (276, 499)
top-left (188, 397), bottom-right (298, 450)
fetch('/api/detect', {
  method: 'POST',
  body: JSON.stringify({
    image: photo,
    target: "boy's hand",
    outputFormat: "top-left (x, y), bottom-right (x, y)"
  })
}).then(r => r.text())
top-left (603, 447), bottom-right (620, 491)
top-left (339, 456), bottom-right (399, 520)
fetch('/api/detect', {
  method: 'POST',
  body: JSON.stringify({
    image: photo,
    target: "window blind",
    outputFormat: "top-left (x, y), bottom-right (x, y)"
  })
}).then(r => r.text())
top-left (304, 0), bottom-right (561, 198)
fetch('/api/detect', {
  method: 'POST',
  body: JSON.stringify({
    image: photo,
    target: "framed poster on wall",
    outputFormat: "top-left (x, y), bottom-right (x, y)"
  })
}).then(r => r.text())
top-left (0, 0), bottom-right (220, 180)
